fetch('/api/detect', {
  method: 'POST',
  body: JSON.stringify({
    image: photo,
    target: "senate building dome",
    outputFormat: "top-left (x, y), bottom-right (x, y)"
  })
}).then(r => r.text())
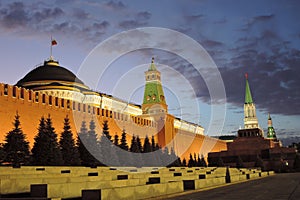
top-left (16, 59), bottom-right (89, 92)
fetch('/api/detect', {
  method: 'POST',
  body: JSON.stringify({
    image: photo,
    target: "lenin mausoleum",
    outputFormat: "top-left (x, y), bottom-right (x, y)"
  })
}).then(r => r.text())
top-left (208, 74), bottom-right (297, 171)
top-left (0, 56), bottom-right (227, 162)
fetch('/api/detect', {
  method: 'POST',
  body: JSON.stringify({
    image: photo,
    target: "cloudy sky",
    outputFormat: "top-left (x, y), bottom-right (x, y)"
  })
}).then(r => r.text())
top-left (0, 0), bottom-right (299, 140)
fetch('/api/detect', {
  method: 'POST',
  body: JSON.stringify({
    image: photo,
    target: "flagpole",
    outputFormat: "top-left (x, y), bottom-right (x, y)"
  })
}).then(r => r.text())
top-left (50, 36), bottom-right (53, 60)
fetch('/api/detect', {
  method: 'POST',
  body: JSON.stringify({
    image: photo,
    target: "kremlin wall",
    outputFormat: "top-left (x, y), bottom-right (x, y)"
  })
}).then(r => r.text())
top-left (0, 57), bottom-right (227, 161)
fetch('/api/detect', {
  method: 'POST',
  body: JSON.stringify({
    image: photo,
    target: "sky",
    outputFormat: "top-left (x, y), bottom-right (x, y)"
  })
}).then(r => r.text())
top-left (0, 0), bottom-right (299, 140)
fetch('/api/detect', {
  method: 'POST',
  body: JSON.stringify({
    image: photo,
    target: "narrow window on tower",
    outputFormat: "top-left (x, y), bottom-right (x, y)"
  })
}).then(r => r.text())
top-left (55, 97), bottom-right (59, 106)
top-left (73, 102), bottom-right (76, 110)
top-left (4, 84), bottom-right (8, 96)
top-left (12, 86), bottom-right (16, 97)
top-left (35, 92), bottom-right (39, 102)
top-left (28, 90), bottom-right (32, 101)
top-left (78, 103), bottom-right (81, 111)
top-left (83, 104), bottom-right (86, 112)
top-left (20, 88), bottom-right (24, 99)
top-left (49, 96), bottom-right (52, 105)
top-left (61, 99), bottom-right (64, 107)
top-left (42, 94), bottom-right (46, 104)
top-left (67, 100), bottom-right (70, 109)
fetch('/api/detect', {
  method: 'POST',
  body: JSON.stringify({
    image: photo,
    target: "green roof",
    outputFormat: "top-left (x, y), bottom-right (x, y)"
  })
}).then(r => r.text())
top-left (267, 114), bottom-right (276, 139)
top-left (143, 82), bottom-right (166, 104)
top-left (245, 76), bottom-right (253, 104)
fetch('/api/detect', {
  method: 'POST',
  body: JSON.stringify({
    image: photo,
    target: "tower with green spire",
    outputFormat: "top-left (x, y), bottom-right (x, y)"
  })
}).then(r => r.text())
top-left (142, 57), bottom-right (167, 114)
top-left (267, 113), bottom-right (277, 139)
top-left (243, 73), bottom-right (260, 131)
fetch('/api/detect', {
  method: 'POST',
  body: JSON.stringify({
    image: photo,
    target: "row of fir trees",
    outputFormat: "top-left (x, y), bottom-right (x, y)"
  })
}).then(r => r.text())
top-left (0, 113), bottom-right (207, 167)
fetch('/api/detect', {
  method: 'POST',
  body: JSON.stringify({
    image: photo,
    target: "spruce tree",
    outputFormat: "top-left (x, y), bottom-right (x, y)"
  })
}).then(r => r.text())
top-left (196, 154), bottom-right (201, 167)
top-left (118, 129), bottom-right (131, 166)
top-left (59, 116), bottom-right (80, 166)
top-left (114, 134), bottom-right (119, 146)
top-left (3, 113), bottom-right (30, 166)
top-left (99, 120), bottom-right (118, 166)
top-left (142, 135), bottom-right (152, 166)
top-left (32, 115), bottom-right (63, 166)
top-left (88, 119), bottom-right (101, 166)
top-left (31, 116), bottom-right (48, 165)
top-left (161, 146), bottom-right (170, 166)
top-left (77, 120), bottom-right (90, 166)
top-left (45, 115), bottom-right (63, 165)
top-left (143, 135), bottom-right (151, 153)
top-left (168, 147), bottom-right (180, 167)
top-left (188, 153), bottom-right (195, 167)
top-left (119, 129), bottom-right (129, 151)
top-left (0, 144), bottom-right (5, 164)
top-left (182, 158), bottom-right (187, 167)
top-left (200, 155), bottom-right (207, 167)
top-left (102, 120), bottom-right (112, 142)
top-left (151, 136), bottom-right (156, 151)
top-left (130, 135), bottom-right (138, 153)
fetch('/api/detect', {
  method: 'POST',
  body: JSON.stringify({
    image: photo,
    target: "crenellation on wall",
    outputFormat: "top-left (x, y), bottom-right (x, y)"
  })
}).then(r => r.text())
top-left (0, 83), bottom-right (159, 129)
top-left (0, 83), bottom-right (227, 160)
top-left (174, 118), bottom-right (204, 135)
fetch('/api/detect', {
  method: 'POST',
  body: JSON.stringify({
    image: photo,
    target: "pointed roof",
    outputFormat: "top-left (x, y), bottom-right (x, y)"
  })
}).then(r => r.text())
top-left (148, 57), bottom-right (157, 71)
top-left (267, 113), bottom-right (277, 139)
top-left (143, 58), bottom-right (166, 105)
top-left (245, 73), bottom-right (253, 104)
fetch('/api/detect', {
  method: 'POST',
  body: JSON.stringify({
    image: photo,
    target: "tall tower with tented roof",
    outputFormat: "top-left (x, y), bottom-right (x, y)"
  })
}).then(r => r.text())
top-left (244, 73), bottom-right (260, 130)
top-left (267, 113), bottom-right (277, 140)
top-left (142, 57), bottom-right (168, 115)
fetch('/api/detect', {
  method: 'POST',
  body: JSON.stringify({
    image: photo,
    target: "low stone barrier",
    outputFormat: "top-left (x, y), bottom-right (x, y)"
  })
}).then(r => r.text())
top-left (0, 166), bottom-right (274, 200)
